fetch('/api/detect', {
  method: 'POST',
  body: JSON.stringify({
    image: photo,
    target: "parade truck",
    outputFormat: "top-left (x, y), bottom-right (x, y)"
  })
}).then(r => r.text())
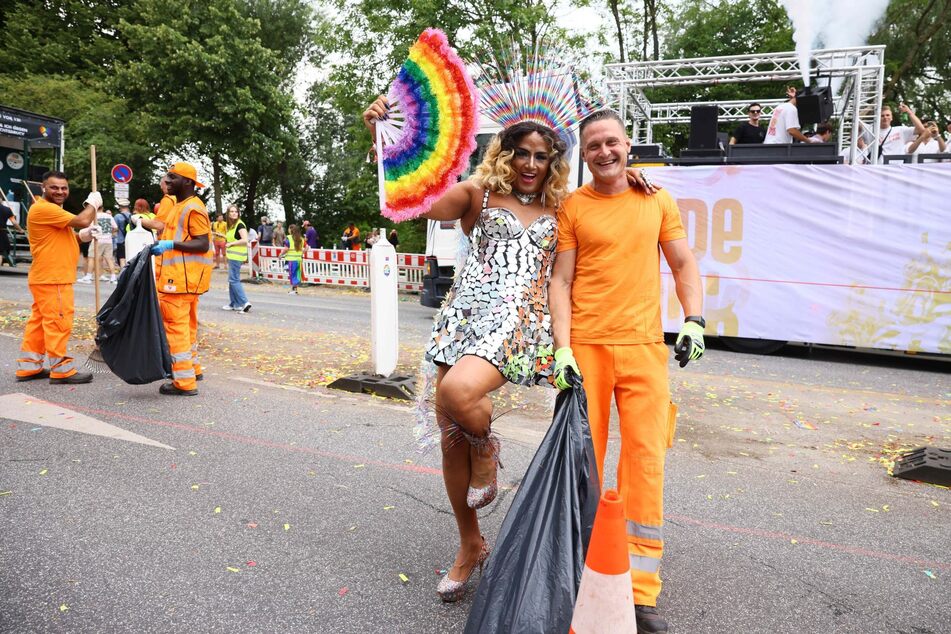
top-left (0, 105), bottom-right (66, 264)
top-left (422, 47), bottom-right (950, 358)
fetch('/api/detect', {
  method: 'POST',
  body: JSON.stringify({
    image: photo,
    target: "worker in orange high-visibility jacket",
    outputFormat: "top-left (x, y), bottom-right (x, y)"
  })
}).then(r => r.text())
top-left (550, 111), bottom-right (705, 634)
top-left (138, 163), bottom-right (213, 396)
top-left (15, 170), bottom-right (104, 384)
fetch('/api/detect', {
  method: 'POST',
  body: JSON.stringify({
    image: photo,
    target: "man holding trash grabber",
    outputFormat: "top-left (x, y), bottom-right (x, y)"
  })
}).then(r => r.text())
top-left (15, 171), bottom-right (103, 384)
top-left (136, 163), bottom-right (213, 396)
top-left (550, 110), bottom-right (704, 634)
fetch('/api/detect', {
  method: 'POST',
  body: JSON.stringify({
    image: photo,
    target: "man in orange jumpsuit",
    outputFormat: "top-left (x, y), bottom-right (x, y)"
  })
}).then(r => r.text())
top-left (140, 163), bottom-right (213, 396)
top-left (550, 110), bottom-right (705, 634)
top-left (15, 171), bottom-right (103, 384)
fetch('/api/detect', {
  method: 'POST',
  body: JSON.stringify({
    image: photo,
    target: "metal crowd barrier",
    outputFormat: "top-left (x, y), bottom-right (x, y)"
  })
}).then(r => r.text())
top-left (253, 244), bottom-right (425, 292)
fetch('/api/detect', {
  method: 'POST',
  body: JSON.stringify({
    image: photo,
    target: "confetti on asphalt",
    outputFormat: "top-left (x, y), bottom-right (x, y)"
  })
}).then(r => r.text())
top-left (284, 523), bottom-right (291, 531)
top-left (191, 485), bottom-right (200, 490)
top-left (399, 573), bottom-right (409, 583)
top-left (0, 491), bottom-right (11, 496)
top-left (865, 508), bottom-right (880, 513)
top-left (924, 570), bottom-right (937, 580)
top-left (247, 561), bottom-right (257, 567)
top-left (247, 522), bottom-right (258, 529)
top-left (930, 500), bottom-right (940, 507)
top-left (338, 587), bottom-right (349, 596)
top-left (59, 604), bottom-right (68, 612)
top-left (354, 464), bottom-right (365, 469)
top-left (227, 567), bottom-right (240, 573)
top-left (214, 507), bottom-right (221, 514)
top-left (39, 469), bottom-right (48, 476)
top-left (384, 505), bottom-right (395, 510)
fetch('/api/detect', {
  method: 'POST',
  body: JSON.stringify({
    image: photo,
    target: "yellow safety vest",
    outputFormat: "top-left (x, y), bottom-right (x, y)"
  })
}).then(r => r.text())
top-left (285, 236), bottom-right (304, 262)
top-left (156, 196), bottom-right (213, 294)
top-left (226, 222), bottom-right (248, 262)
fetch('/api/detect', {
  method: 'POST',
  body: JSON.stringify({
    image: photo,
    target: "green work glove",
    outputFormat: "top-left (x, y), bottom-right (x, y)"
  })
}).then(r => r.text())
top-left (674, 321), bottom-right (705, 368)
top-left (553, 347), bottom-right (581, 390)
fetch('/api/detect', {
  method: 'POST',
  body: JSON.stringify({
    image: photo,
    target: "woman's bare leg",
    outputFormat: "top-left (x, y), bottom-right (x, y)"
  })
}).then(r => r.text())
top-left (436, 356), bottom-right (506, 581)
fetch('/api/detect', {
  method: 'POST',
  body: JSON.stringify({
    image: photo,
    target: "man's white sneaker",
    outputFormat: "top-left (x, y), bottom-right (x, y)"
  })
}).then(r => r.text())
top-left (78, 276), bottom-right (92, 284)
top-left (240, 303), bottom-right (252, 313)
top-left (221, 304), bottom-right (233, 311)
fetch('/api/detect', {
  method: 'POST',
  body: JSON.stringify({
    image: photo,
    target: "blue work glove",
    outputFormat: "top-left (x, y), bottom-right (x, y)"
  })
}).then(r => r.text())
top-left (674, 321), bottom-right (705, 368)
top-left (553, 347), bottom-right (581, 390)
top-left (150, 240), bottom-right (174, 255)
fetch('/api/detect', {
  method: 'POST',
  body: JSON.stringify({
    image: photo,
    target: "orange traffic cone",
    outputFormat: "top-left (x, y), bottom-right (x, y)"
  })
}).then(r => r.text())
top-left (570, 489), bottom-right (637, 633)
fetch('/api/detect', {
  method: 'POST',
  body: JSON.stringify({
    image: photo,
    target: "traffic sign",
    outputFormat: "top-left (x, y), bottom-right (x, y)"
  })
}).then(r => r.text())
top-left (114, 182), bottom-right (130, 199)
top-left (111, 164), bottom-right (133, 183)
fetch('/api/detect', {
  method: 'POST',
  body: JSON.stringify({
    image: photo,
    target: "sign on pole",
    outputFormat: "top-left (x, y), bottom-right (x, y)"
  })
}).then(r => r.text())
top-left (114, 182), bottom-right (130, 200)
top-left (111, 164), bottom-right (133, 183)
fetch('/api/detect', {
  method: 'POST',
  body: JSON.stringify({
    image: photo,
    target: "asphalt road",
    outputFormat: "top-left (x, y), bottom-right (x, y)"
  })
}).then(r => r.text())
top-left (0, 268), bottom-right (948, 633)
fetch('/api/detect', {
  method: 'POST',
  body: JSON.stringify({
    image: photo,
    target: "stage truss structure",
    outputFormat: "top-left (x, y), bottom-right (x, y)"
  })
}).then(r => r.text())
top-left (603, 46), bottom-right (886, 164)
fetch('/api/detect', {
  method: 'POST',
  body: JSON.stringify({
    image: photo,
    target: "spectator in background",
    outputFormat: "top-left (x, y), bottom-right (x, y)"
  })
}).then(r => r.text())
top-left (113, 199), bottom-right (131, 268)
top-left (272, 220), bottom-right (286, 250)
top-left (808, 123), bottom-right (833, 144)
top-left (257, 216), bottom-right (274, 246)
top-left (365, 228), bottom-right (380, 247)
top-left (907, 120), bottom-right (947, 161)
top-left (211, 212), bottom-right (227, 269)
top-left (388, 229), bottom-right (399, 250)
top-left (341, 222), bottom-right (361, 250)
top-left (0, 200), bottom-right (24, 267)
top-left (223, 204), bottom-right (252, 312)
top-left (729, 103), bottom-right (766, 145)
top-left (874, 103), bottom-right (926, 157)
top-left (764, 86), bottom-right (810, 144)
top-left (81, 207), bottom-right (117, 284)
top-left (303, 220), bottom-right (319, 249)
top-left (282, 224), bottom-right (305, 295)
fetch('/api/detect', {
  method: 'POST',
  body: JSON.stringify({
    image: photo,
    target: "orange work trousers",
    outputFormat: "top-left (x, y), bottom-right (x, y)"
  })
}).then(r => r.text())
top-left (158, 292), bottom-right (201, 391)
top-left (17, 283), bottom-right (79, 379)
top-left (573, 341), bottom-right (676, 607)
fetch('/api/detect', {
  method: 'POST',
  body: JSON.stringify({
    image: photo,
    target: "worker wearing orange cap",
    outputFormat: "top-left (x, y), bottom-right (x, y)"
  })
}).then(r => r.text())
top-left (138, 163), bottom-right (213, 395)
top-left (15, 171), bottom-right (103, 384)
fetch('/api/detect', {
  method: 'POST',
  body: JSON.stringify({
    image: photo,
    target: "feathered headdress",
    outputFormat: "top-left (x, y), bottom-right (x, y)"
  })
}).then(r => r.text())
top-left (473, 40), bottom-right (604, 148)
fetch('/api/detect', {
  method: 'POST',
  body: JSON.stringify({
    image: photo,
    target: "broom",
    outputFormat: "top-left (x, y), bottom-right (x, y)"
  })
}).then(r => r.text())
top-left (84, 144), bottom-right (109, 372)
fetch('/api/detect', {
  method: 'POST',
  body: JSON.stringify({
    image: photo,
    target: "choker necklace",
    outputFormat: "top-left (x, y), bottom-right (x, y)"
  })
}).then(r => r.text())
top-left (513, 191), bottom-right (538, 206)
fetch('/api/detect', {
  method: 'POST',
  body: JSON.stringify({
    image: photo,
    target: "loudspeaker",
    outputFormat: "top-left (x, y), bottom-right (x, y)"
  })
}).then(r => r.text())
top-left (796, 86), bottom-right (833, 126)
top-left (689, 105), bottom-right (718, 150)
top-left (892, 446), bottom-right (951, 486)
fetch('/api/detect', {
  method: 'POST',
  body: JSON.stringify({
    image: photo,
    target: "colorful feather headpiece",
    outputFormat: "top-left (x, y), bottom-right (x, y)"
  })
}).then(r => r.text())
top-left (474, 40), bottom-right (604, 145)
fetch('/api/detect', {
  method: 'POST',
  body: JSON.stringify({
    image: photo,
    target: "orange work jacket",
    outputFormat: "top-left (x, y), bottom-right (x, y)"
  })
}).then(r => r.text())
top-left (155, 196), bottom-right (213, 294)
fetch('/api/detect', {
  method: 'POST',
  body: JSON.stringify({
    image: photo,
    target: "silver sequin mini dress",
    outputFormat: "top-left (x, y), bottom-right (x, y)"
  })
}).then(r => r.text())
top-left (425, 190), bottom-right (556, 386)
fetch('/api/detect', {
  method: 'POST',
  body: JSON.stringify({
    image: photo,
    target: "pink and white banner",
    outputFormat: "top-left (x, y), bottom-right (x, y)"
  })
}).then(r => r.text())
top-left (654, 163), bottom-right (951, 354)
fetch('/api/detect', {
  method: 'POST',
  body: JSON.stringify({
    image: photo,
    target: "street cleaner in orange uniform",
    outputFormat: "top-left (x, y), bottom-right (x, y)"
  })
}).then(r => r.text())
top-left (15, 171), bottom-right (103, 384)
top-left (138, 163), bottom-right (213, 396)
top-left (549, 110), bottom-right (705, 634)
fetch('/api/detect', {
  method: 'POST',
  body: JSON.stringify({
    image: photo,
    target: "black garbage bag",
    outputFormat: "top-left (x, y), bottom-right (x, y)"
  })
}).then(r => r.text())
top-left (464, 369), bottom-right (600, 634)
top-left (95, 249), bottom-right (172, 384)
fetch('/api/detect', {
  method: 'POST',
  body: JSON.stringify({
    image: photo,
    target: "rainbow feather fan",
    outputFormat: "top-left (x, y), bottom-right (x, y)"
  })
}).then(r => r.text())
top-left (375, 29), bottom-right (478, 221)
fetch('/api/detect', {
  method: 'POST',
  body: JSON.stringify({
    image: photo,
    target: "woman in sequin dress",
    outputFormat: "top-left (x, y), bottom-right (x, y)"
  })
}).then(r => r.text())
top-left (364, 97), bottom-right (571, 602)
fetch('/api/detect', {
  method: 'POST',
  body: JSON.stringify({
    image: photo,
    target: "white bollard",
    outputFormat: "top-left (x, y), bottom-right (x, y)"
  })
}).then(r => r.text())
top-left (369, 226), bottom-right (398, 376)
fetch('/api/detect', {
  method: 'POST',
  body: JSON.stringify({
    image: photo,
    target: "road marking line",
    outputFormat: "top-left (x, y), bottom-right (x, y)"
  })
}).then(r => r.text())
top-left (44, 400), bottom-right (442, 476)
top-left (0, 392), bottom-right (175, 450)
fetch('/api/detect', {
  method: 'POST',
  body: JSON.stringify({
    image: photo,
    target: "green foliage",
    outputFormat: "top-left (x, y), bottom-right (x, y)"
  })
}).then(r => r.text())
top-left (870, 0), bottom-right (951, 121)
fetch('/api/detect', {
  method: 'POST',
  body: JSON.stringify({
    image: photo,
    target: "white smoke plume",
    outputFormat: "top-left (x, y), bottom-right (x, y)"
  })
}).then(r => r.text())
top-left (779, 0), bottom-right (890, 85)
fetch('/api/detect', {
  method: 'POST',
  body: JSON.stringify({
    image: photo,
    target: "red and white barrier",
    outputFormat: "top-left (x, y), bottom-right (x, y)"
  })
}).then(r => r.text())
top-left (253, 243), bottom-right (425, 292)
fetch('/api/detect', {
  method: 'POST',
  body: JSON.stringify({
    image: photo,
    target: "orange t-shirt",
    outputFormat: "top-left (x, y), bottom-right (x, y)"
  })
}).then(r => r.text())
top-left (26, 198), bottom-right (80, 285)
top-left (154, 195), bottom-right (176, 224)
top-left (557, 185), bottom-right (686, 343)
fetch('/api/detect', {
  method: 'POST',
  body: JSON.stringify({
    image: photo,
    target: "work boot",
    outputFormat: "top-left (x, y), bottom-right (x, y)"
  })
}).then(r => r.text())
top-left (16, 369), bottom-right (50, 382)
top-left (635, 605), bottom-right (669, 633)
top-left (50, 371), bottom-right (93, 385)
top-left (159, 382), bottom-right (198, 396)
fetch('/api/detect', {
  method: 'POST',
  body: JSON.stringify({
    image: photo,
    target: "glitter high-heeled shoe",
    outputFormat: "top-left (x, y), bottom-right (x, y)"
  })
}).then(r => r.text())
top-left (467, 436), bottom-right (501, 509)
top-left (436, 536), bottom-right (490, 602)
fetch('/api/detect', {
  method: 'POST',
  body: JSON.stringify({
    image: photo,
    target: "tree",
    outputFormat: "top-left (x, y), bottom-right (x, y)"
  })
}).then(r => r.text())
top-left (871, 0), bottom-right (951, 120)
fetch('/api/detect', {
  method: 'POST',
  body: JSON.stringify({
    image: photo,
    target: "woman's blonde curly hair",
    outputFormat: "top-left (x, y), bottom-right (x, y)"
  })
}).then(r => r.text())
top-left (470, 121), bottom-right (570, 207)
